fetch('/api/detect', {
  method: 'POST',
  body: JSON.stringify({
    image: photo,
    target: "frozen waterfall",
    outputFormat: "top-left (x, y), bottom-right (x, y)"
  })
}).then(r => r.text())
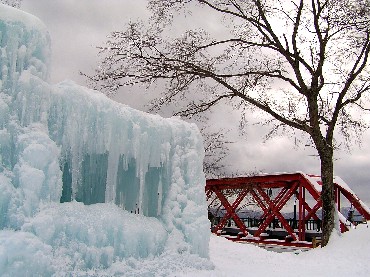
top-left (0, 4), bottom-right (210, 275)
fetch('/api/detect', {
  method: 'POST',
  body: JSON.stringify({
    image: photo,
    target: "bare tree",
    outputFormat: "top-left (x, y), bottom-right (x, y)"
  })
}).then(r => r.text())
top-left (89, 0), bottom-right (370, 246)
top-left (0, 0), bottom-right (22, 8)
top-left (202, 128), bottom-right (234, 178)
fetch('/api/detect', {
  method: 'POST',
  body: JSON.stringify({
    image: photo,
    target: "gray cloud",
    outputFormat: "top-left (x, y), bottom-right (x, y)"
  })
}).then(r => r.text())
top-left (22, 0), bottom-right (149, 84)
top-left (21, 0), bottom-right (370, 207)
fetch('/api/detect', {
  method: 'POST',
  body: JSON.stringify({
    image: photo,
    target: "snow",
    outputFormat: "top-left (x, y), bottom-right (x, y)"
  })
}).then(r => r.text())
top-left (185, 225), bottom-right (370, 277)
top-left (1, 223), bottom-right (369, 276)
top-left (301, 172), bottom-right (323, 193)
top-left (0, 3), bottom-right (47, 32)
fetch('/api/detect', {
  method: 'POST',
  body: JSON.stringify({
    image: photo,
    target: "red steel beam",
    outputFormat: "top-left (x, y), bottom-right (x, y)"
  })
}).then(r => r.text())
top-left (250, 188), bottom-right (269, 214)
top-left (225, 236), bottom-right (314, 249)
top-left (304, 200), bottom-right (321, 221)
top-left (207, 172), bottom-right (306, 185)
top-left (254, 184), bottom-right (298, 240)
top-left (206, 172), bottom-right (369, 248)
top-left (206, 173), bottom-right (308, 191)
top-left (212, 188), bottom-right (250, 236)
top-left (335, 184), bottom-right (370, 221)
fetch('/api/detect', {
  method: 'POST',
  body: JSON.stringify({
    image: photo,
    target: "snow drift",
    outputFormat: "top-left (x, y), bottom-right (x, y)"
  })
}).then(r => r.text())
top-left (0, 4), bottom-right (209, 275)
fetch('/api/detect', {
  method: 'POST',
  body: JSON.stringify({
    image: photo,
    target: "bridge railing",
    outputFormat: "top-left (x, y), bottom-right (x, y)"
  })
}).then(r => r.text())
top-left (212, 217), bottom-right (322, 231)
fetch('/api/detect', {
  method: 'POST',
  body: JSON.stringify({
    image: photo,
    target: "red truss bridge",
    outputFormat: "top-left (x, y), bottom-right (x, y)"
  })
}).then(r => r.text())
top-left (206, 172), bottom-right (370, 248)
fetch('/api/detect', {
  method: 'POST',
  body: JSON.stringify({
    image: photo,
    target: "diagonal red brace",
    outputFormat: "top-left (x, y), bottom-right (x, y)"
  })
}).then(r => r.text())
top-left (212, 188), bottom-right (250, 236)
top-left (304, 200), bottom-right (321, 221)
top-left (254, 184), bottom-right (298, 240)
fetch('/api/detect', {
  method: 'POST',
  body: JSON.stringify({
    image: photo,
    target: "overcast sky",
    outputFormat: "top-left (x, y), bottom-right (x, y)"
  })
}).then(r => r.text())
top-left (21, 0), bottom-right (370, 206)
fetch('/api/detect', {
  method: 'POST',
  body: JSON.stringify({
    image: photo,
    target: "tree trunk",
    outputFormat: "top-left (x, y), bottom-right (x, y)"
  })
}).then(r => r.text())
top-left (319, 145), bottom-right (335, 247)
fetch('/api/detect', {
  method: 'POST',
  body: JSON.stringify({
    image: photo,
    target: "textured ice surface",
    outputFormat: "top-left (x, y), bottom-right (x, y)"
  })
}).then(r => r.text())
top-left (0, 4), bottom-right (210, 274)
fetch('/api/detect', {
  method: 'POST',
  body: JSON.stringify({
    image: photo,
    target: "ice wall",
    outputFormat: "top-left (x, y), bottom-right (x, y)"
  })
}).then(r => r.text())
top-left (0, 4), bottom-right (209, 274)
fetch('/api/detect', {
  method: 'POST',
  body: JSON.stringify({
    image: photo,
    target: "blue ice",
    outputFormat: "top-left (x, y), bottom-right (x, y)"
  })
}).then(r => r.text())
top-left (0, 4), bottom-right (210, 275)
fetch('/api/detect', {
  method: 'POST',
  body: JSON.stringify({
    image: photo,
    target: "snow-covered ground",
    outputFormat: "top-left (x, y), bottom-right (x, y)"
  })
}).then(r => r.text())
top-left (61, 224), bottom-right (368, 276)
top-left (173, 224), bottom-right (370, 277)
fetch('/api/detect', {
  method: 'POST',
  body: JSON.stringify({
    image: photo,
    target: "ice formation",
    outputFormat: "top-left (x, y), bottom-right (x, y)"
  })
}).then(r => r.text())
top-left (0, 4), bottom-right (210, 275)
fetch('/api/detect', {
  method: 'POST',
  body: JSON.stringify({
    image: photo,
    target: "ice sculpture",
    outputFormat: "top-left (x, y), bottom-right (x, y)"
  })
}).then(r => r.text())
top-left (0, 4), bottom-right (209, 275)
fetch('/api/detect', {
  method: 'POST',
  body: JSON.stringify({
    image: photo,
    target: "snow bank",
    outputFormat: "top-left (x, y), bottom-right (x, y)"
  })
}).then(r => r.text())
top-left (177, 224), bottom-right (370, 276)
top-left (0, 3), bottom-right (209, 275)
